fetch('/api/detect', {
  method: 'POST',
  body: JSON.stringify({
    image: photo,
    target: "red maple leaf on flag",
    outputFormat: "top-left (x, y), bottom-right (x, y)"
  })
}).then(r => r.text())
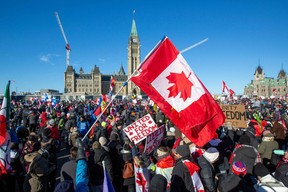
top-left (136, 172), bottom-right (147, 191)
top-left (166, 71), bottom-right (193, 101)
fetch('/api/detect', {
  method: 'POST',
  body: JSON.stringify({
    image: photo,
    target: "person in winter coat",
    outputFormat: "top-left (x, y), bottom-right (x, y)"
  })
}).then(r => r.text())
top-left (197, 147), bottom-right (220, 192)
top-left (57, 112), bottom-right (66, 141)
top-left (229, 134), bottom-right (261, 175)
top-left (69, 127), bottom-right (80, 147)
top-left (23, 150), bottom-right (56, 192)
top-left (60, 146), bottom-right (78, 189)
top-left (22, 105), bottom-right (30, 127)
top-left (275, 150), bottom-right (288, 187)
top-left (149, 174), bottom-right (167, 192)
top-left (155, 146), bottom-right (175, 189)
top-left (47, 119), bottom-right (60, 141)
top-left (39, 111), bottom-right (48, 128)
top-left (107, 135), bottom-right (123, 191)
top-left (258, 132), bottom-right (279, 172)
top-left (155, 110), bottom-right (165, 126)
top-left (92, 121), bottom-right (106, 142)
top-left (246, 126), bottom-right (259, 149)
top-left (88, 141), bottom-right (113, 192)
top-left (249, 114), bottom-right (263, 138)
top-left (21, 133), bottom-right (41, 172)
top-left (170, 144), bottom-right (204, 192)
top-left (271, 119), bottom-right (286, 149)
top-left (40, 128), bottom-right (59, 191)
top-left (77, 116), bottom-right (89, 137)
top-left (121, 144), bottom-right (135, 192)
top-left (217, 161), bottom-right (255, 192)
top-left (110, 120), bottom-right (126, 145)
top-left (74, 138), bottom-right (89, 192)
top-left (253, 162), bottom-right (288, 192)
top-left (28, 110), bottom-right (38, 133)
top-left (99, 136), bottom-right (110, 152)
top-left (65, 113), bottom-right (77, 131)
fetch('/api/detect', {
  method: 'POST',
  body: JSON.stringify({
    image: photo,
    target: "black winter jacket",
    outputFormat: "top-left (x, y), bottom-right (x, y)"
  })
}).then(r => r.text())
top-left (88, 148), bottom-right (113, 186)
top-left (197, 155), bottom-right (216, 192)
top-left (170, 159), bottom-right (195, 192)
top-left (275, 160), bottom-right (288, 187)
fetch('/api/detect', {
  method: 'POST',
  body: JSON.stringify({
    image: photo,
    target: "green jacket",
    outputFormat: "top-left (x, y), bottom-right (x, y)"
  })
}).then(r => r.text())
top-left (258, 138), bottom-right (279, 160)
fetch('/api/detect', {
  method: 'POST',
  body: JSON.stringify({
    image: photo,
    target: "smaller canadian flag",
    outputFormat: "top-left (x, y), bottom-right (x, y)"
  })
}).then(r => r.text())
top-left (222, 81), bottom-right (235, 97)
top-left (222, 81), bottom-right (229, 93)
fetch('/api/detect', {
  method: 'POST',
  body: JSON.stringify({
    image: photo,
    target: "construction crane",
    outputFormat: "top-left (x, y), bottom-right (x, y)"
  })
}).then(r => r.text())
top-left (55, 12), bottom-right (71, 67)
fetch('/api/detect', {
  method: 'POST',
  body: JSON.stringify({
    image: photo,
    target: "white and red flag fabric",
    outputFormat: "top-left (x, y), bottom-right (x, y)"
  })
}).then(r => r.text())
top-left (229, 89), bottom-right (235, 96)
top-left (131, 37), bottom-right (225, 147)
top-left (182, 160), bottom-right (205, 192)
top-left (109, 76), bottom-right (115, 96)
top-left (222, 81), bottom-right (229, 93)
top-left (0, 81), bottom-right (11, 175)
top-left (0, 81), bottom-right (10, 145)
top-left (222, 81), bottom-right (235, 97)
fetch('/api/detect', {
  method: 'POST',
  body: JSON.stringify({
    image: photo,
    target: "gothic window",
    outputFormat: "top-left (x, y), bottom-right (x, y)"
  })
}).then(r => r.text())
top-left (131, 59), bottom-right (134, 73)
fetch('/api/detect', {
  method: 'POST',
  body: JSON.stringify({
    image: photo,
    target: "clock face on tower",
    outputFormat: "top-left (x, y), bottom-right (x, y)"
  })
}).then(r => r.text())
top-left (132, 38), bottom-right (137, 43)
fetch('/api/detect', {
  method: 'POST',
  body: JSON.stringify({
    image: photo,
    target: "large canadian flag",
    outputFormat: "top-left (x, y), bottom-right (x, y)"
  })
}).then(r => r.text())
top-left (131, 37), bottom-right (225, 147)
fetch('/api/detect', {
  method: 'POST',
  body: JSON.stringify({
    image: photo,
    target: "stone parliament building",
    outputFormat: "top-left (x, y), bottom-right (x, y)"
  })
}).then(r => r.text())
top-left (64, 18), bottom-right (141, 98)
top-left (244, 65), bottom-right (288, 98)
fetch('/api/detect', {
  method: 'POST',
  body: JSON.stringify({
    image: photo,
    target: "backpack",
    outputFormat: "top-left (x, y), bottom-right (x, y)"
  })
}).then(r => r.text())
top-left (123, 161), bottom-right (134, 179)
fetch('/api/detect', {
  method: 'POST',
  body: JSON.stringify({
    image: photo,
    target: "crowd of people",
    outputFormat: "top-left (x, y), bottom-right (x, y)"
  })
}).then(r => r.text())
top-left (1, 96), bottom-right (288, 192)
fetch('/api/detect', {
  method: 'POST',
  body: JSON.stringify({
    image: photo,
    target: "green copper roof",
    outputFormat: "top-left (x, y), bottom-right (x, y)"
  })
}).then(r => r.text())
top-left (130, 19), bottom-right (138, 36)
top-left (118, 64), bottom-right (126, 76)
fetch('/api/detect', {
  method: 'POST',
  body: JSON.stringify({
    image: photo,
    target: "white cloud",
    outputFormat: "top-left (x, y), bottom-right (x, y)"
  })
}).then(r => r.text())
top-left (39, 53), bottom-right (60, 65)
top-left (40, 55), bottom-right (50, 62)
top-left (98, 58), bottom-right (105, 62)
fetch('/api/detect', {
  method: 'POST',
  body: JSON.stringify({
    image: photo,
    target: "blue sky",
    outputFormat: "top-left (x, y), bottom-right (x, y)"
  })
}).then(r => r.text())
top-left (1, 0), bottom-right (288, 95)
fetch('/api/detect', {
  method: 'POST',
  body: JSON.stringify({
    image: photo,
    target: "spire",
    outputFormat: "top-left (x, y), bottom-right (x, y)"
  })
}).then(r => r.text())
top-left (79, 67), bottom-right (84, 74)
top-left (130, 10), bottom-right (137, 36)
top-left (278, 64), bottom-right (286, 80)
top-left (118, 63), bottom-right (126, 76)
top-left (92, 65), bottom-right (100, 74)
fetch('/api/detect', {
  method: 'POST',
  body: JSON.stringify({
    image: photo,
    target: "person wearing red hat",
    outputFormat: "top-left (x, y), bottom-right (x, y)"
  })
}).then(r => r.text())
top-left (218, 161), bottom-right (255, 192)
top-left (229, 134), bottom-right (261, 175)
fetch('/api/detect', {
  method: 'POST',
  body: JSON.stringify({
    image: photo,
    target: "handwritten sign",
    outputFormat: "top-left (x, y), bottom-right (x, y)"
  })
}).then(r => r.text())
top-left (220, 104), bottom-right (247, 128)
top-left (144, 125), bottom-right (165, 154)
top-left (123, 114), bottom-right (158, 144)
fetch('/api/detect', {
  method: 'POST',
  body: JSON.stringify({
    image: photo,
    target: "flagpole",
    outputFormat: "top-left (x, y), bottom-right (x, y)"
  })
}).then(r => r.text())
top-left (82, 37), bottom-right (208, 141)
top-left (180, 38), bottom-right (208, 54)
top-left (81, 84), bottom-right (127, 141)
top-left (81, 39), bottom-right (164, 141)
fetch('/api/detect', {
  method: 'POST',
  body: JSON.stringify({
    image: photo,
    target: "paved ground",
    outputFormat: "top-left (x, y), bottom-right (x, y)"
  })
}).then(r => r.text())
top-left (55, 146), bottom-right (70, 185)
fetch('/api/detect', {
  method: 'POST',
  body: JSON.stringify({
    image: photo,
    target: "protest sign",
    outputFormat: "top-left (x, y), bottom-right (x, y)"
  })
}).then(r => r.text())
top-left (144, 125), bottom-right (165, 154)
top-left (220, 104), bottom-right (247, 128)
top-left (123, 114), bottom-right (158, 144)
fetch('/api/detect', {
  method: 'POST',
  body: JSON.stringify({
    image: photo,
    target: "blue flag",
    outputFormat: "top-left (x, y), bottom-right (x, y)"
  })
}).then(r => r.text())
top-left (103, 161), bottom-right (115, 192)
